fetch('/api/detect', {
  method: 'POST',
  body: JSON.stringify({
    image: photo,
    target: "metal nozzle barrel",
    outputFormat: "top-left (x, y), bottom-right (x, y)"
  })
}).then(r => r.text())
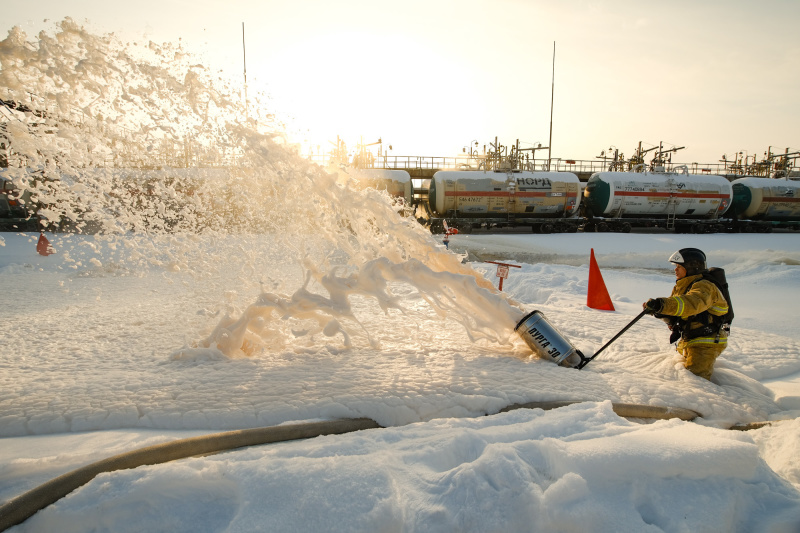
top-left (515, 310), bottom-right (584, 367)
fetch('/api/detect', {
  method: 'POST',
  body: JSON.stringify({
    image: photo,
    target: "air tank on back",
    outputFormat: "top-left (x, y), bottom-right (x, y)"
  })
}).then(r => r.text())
top-left (429, 171), bottom-right (581, 218)
top-left (729, 177), bottom-right (800, 220)
top-left (583, 171), bottom-right (733, 219)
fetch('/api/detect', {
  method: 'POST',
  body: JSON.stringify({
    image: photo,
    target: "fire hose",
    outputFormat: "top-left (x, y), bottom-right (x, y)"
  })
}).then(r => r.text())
top-left (0, 400), bottom-right (705, 531)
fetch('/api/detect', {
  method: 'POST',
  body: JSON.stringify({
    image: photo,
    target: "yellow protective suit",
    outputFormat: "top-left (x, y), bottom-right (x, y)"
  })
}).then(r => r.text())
top-left (658, 273), bottom-right (729, 380)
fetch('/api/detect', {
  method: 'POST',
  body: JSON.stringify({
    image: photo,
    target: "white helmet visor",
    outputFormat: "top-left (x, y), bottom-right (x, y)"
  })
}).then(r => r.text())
top-left (668, 251), bottom-right (684, 264)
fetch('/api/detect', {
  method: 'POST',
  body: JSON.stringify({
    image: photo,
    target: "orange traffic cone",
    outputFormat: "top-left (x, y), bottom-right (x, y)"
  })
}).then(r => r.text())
top-left (587, 248), bottom-right (614, 311)
top-left (36, 233), bottom-right (54, 256)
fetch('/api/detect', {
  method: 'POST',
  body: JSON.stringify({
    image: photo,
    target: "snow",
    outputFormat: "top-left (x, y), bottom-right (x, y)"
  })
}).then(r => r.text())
top-left (2, 231), bottom-right (800, 532)
top-left (1, 18), bottom-right (799, 532)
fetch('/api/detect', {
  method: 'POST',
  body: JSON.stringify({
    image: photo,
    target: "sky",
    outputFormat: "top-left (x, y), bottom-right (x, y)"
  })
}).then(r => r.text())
top-left (3, 1), bottom-right (799, 167)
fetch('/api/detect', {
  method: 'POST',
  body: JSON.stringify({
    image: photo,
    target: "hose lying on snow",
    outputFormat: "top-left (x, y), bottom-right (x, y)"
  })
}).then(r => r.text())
top-left (0, 418), bottom-right (380, 532)
top-left (500, 400), bottom-right (701, 421)
top-left (4, 401), bottom-right (762, 532)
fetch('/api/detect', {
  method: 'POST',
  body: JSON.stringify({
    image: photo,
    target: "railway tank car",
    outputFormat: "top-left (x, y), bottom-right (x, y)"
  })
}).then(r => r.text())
top-left (582, 171), bottom-right (733, 232)
top-left (335, 168), bottom-right (412, 201)
top-left (427, 170), bottom-right (582, 233)
top-left (728, 177), bottom-right (800, 231)
top-left (1, 173), bottom-right (38, 231)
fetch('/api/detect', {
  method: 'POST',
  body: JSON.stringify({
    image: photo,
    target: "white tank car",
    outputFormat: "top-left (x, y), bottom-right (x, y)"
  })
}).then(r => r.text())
top-left (429, 171), bottom-right (581, 217)
top-left (338, 168), bottom-right (412, 201)
top-left (730, 177), bottom-right (800, 220)
top-left (583, 171), bottom-right (732, 218)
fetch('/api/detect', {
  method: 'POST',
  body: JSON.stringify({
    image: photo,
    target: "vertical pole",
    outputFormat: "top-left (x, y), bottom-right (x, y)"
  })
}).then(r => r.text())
top-left (547, 41), bottom-right (555, 171)
top-left (242, 22), bottom-right (248, 119)
top-left (498, 277), bottom-right (504, 291)
top-left (784, 147), bottom-right (790, 180)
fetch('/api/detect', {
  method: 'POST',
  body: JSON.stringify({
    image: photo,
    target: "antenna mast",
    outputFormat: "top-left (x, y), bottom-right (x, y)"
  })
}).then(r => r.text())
top-left (547, 41), bottom-right (555, 171)
top-left (242, 22), bottom-right (249, 119)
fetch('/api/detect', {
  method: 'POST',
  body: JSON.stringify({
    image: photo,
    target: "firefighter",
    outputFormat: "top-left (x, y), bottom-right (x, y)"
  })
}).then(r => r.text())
top-left (642, 248), bottom-right (729, 380)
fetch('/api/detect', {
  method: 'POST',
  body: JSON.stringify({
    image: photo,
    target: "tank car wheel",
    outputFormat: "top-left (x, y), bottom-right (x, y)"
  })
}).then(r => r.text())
top-left (541, 223), bottom-right (554, 234)
top-left (583, 221), bottom-right (596, 232)
top-left (620, 222), bottom-right (632, 233)
top-left (568, 224), bottom-right (579, 233)
top-left (596, 222), bottom-right (609, 232)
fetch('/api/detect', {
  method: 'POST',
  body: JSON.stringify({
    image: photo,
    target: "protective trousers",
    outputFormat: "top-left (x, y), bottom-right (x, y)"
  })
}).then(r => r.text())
top-left (678, 340), bottom-right (726, 380)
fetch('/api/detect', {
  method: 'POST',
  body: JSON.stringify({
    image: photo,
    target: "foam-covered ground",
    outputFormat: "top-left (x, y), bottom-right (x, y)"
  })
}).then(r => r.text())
top-left (2, 231), bottom-right (800, 532)
top-left (3, 232), bottom-right (799, 439)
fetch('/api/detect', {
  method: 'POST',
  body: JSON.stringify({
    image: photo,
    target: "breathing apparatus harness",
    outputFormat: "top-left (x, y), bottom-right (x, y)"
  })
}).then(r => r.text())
top-left (661, 268), bottom-right (733, 345)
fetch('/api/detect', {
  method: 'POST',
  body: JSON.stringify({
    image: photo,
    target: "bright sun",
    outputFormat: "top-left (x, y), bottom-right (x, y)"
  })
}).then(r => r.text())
top-left (250, 27), bottom-right (483, 158)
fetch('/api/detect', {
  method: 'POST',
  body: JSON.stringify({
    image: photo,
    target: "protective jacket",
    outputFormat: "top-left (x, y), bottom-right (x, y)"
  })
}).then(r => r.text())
top-left (658, 273), bottom-right (729, 347)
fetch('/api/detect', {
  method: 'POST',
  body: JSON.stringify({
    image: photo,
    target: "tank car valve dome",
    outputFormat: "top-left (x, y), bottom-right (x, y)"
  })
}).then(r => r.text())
top-left (668, 248), bottom-right (707, 275)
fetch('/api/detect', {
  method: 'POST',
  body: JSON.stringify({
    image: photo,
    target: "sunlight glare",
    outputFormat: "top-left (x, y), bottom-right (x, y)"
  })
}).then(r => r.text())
top-left (250, 27), bottom-right (483, 156)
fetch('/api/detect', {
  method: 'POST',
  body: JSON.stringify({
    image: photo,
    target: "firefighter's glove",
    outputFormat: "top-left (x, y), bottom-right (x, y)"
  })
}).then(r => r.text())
top-left (643, 298), bottom-right (664, 315)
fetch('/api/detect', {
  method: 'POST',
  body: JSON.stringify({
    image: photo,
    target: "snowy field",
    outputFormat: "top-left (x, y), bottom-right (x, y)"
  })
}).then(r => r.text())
top-left (1, 18), bottom-right (799, 532)
top-left (2, 230), bottom-right (800, 532)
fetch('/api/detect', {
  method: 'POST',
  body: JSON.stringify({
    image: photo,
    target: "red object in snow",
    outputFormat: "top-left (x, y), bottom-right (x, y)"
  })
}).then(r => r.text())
top-left (442, 220), bottom-right (458, 236)
top-left (36, 233), bottom-right (54, 256)
top-left (587, 248), bottom-right (615, 311)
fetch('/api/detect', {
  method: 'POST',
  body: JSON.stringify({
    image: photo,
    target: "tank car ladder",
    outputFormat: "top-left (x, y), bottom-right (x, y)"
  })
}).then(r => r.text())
top-left (505, 172), bottom-right (518, 225)
top-left (665, 201), bottom-right (677, 230)
top-left (664, 178), bottom-right (679, 230)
